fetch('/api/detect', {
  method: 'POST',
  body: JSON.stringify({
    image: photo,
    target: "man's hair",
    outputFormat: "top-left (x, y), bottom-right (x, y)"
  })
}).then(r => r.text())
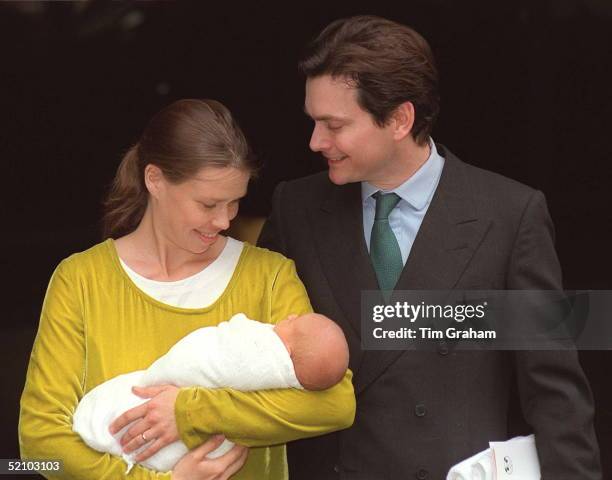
top-left (299, 15), bottom-right (439, 145)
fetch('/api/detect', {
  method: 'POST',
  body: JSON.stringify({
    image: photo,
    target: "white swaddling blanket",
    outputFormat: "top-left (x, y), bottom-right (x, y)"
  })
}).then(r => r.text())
top-left (73, 313), bottom-right (303, 473)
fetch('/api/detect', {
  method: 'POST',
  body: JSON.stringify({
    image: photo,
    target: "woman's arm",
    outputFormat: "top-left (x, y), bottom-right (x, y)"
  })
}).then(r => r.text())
top-left (113, 256), bottom-right (355, 456)
top-left (175, 258), bottom-right (356, 449)
top-left (175, 370), bottom-right (355, 449)
top-left (19, 259), bottom-right (171, 479)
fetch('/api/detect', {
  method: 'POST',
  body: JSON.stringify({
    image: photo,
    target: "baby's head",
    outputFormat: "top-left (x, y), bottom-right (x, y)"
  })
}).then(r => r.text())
top-left (274, 313), bottom-right (349, 391)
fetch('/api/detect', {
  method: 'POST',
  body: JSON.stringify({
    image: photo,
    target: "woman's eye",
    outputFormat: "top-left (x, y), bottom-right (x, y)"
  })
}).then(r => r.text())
top-left (328, 124), bottom-right (343, 131)
top-left (200, 202), bottom-right (216, 209)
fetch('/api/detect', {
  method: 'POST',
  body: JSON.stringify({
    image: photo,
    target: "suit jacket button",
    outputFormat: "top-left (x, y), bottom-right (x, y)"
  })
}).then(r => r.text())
top-left (438, 341), bottom-right (449, 355)
top-left (416, 468), bottom-right (429, 479)
top-left (414, 404), bottom-right (427, 417)
top-left (333, 464), bottom-right (340, 473)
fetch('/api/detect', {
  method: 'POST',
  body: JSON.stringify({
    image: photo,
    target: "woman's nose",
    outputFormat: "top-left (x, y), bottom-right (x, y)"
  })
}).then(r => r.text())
top-left (211, 207), bottom-right (230, 230)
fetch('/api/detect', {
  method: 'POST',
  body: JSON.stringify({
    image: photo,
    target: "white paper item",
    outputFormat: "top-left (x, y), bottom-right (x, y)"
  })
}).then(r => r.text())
top-left (446, 448), bottom-right (493, 480)
top-left (447, 434), bottom-right (540, 480)
top-left (471, 453), bottom-right (494, 480)
top-left (490, 434), bottom-right (541, 479)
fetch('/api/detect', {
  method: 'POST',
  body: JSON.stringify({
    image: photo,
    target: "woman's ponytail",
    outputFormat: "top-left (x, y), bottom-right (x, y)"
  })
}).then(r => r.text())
top-left (102, 144), bottom-right (147, 239)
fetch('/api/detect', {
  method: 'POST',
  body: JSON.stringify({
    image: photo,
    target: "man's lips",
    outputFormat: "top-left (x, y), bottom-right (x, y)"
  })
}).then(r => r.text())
top-left (326, 155), bottom-right (348, 165)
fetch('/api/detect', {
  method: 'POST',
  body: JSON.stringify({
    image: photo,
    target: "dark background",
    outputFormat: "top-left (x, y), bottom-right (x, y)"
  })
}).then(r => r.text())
top-left (2, 0), bottom-right (611, 477)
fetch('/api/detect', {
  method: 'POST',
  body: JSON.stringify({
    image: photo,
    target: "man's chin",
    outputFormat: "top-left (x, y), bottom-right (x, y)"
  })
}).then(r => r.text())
top-left (328, 169), bottom-right (354, 185)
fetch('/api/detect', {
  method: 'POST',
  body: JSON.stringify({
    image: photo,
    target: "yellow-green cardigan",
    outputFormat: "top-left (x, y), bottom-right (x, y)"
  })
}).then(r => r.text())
top-left (19, 240), bottom-right (355, 479)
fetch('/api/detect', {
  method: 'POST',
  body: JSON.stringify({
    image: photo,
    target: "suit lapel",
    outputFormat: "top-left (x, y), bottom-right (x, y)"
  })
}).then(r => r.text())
top-left (398, 147), bottom-right (491, 291)
top-left (354, 148), bottom-right (492, 394)
top-left (309, 181), bottom-right (381, 344)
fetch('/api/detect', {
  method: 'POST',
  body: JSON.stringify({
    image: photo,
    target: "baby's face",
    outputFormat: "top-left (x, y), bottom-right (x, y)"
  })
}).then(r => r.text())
top-left (279, 314), bottom-right (299, 327)
top-left (273, 315), bottom-right (296, 349)
top-left (276, 313), bottom-right (349, 391)
top-left (274, 314), bottom-right (300, 342)
top-left (274, 313), bottom-right (318, 351)
top-left (276, 313), bottom-right (318, 334)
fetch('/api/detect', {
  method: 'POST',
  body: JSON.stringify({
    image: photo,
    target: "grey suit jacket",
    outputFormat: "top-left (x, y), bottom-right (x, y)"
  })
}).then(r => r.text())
top-left (258, 145), bottom-right (601, 480)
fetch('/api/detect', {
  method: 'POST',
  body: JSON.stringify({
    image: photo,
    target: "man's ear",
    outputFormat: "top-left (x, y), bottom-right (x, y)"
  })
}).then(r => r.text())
top-left (390, 101), bottom-right (415, 141)
top-left (144, 164), bottom-right (164, 198)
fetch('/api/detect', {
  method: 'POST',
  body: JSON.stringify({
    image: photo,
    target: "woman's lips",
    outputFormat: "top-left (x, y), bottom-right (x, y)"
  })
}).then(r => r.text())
top-left (196, 231), bottom-right (218, 244)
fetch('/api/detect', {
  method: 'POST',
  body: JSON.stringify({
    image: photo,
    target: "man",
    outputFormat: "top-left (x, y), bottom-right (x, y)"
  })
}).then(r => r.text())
top-left (258, 15), bottom-right (601, 479)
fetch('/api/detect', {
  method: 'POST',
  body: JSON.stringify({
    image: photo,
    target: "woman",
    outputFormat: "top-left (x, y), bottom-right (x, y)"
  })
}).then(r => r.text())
top-left (19, 99), bottom-right (355, 479)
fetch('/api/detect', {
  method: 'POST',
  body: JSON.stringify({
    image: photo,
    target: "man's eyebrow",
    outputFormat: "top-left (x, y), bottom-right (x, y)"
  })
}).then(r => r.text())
top-left (303, 105), bottom-right (317, 119)
top-left (302, 106), bottom-right (346, 122)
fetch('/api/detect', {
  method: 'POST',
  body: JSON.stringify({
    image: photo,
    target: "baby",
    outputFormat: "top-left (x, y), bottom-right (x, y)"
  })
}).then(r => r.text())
top-left (72, 312), bottom-right (349, 473)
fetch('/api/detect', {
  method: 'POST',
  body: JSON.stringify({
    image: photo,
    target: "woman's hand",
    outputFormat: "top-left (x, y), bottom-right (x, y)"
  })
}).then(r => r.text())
top-left (108, 384), bottom-right (180, 462)
top-left (172, 436), bottom-right (249, 480)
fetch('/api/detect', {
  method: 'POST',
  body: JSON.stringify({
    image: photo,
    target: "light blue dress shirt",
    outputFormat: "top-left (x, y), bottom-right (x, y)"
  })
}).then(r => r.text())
top-left (362, 139), bottom-right (445, 265)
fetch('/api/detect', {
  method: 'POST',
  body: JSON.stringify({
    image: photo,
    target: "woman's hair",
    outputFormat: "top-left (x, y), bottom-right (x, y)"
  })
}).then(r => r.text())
top-left (102, 99), bottom-right (256, 239)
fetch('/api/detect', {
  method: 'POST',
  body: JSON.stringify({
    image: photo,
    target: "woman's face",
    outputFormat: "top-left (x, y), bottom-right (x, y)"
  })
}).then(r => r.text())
top-left (149, 165), bottom-right (250, 255)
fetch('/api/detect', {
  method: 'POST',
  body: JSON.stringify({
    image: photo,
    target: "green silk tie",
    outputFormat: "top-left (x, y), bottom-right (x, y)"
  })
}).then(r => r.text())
top-left (370, 192), bottom-right (403, 293)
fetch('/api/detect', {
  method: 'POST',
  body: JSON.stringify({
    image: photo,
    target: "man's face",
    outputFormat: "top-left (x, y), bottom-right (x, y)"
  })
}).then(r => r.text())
top-left (304, 74), bottom-right (398, 186)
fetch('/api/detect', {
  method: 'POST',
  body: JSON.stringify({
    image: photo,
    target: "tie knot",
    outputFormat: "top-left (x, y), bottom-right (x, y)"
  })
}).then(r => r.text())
top-left (374, 192), bottom-right (401, 220)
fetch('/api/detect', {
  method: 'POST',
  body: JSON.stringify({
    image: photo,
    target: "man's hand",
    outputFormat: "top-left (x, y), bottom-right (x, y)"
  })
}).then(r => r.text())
top-left (108, 384), bottom-right (180, 462)
top-left (172, 436), bottom-right (249, 480)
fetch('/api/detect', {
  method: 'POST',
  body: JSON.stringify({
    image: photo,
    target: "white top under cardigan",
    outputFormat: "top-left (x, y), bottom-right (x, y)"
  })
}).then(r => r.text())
top-left (118, 237), bottom-right (244, 308)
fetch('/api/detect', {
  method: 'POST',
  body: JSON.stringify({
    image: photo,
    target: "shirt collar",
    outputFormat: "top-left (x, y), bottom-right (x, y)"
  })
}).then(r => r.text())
top-left (361, 138), bottom-right (443, 211)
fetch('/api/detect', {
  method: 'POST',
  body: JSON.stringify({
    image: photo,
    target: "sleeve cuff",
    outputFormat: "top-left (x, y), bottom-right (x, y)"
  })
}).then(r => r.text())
top-left (175, 387), bottom-right (212, 449)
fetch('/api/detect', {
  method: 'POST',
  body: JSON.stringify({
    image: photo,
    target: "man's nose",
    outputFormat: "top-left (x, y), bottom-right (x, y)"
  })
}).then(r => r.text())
top-left (309, 123), bottom-right (331, 152)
